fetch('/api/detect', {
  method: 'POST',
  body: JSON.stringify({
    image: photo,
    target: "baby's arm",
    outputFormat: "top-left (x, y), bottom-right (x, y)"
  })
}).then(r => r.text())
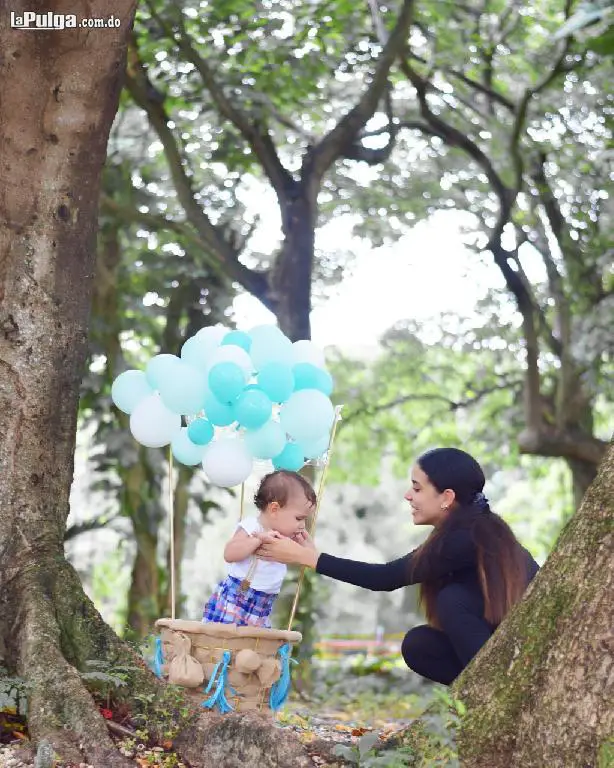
top-left (223, 528), bottom-right (262, 563)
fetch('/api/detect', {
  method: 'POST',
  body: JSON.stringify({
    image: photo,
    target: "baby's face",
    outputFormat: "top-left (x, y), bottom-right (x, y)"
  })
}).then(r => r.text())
top-left (270, 492), bottom-right (313, 538)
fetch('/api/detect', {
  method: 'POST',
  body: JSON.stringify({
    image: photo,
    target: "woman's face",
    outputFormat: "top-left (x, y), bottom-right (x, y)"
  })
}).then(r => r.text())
top-left (404, 464), bottom-right (455, 526)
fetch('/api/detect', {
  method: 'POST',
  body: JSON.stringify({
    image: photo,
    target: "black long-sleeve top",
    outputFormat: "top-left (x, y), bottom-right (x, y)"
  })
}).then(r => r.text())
top-left (315, 527), bottom-right (539, 598)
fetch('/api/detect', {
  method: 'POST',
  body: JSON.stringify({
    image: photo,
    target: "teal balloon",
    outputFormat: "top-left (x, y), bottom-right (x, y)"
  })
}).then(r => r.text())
top-left (293, 363), bottom-right (333, 395)
top-left (158, 361), bottom-right (207, 415)
top-left (300, 434), bottom-right (330, 459)
top-left (233, 388), bottom-right (272, 430)
top-left (187, 417), bottom-right (214, 446)
top-left (171, 428), bottom-right (206, 466)
top-left (222, 330), bottom-right (252, 352)
top-left (258, 362), bottom-right (295, 403)
top-left (145, 354), bottom-right (182, 389)
top-left (208, 361), bottom-right (246, 404)
top-left (111, 370), bottom-right (153, 414)
top-left (203, 391), bottom-right (236, 426)
top-left (273, 442), bottom-right (304, 471)
top-left (245, 420), bottom-right (286, 460)
top-left (280, 390), bottom-right (335, 443)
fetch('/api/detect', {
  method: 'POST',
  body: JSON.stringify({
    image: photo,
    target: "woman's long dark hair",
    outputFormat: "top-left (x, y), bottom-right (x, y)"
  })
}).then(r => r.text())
top-left (411, 448), bottom-right (528, 627)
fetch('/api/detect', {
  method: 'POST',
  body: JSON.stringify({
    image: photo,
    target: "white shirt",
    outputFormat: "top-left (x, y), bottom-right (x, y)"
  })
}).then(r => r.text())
top-left (226, 516), bottom-right (287, 594)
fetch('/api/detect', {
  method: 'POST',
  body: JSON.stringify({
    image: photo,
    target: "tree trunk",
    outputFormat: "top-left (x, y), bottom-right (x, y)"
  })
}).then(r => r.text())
top-left (272, 193), bottom-right (315, 341)
top-left (123, 456), bottom-right (165, 636)
top-left (567, 456), bottom-right (599, 510)
top-left (455, 442), bottom-right (614, 768)
top-left (0, 4), bottom-right (147, 763)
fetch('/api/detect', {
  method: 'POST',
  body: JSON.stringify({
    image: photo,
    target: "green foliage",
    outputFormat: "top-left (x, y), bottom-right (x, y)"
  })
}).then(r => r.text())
top-left (0, 667), bottom-right (30, 716)
top-left (131, 684), bottom-right (196, 742)
top-left (79, 659), bottom-right (142, 708)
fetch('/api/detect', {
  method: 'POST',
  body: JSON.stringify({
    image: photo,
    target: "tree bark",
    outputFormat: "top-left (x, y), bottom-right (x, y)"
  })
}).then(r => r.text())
top-left (455, 442), bottom-right (614, 768)
top-left (272, 192), bottom-right (316, 341)
top-left (0, 3), bottom-right (146, 763)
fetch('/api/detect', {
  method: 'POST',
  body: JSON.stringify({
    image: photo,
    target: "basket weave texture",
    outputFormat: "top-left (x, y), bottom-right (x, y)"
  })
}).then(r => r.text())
top-left (155, 618), bottom-right (302, 713)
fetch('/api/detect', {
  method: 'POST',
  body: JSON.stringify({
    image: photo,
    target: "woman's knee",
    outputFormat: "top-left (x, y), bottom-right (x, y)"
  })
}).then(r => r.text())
top-left (401, 625), bottom-right (435, 669)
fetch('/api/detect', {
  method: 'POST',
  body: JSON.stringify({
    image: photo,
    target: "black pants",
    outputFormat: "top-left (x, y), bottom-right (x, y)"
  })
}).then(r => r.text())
top-left (401, 582), bottom-right (493, 685)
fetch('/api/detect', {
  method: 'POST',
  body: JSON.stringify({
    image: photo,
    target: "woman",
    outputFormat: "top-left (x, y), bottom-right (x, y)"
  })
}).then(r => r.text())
top-left (257, 447), bottom-right (539, 685)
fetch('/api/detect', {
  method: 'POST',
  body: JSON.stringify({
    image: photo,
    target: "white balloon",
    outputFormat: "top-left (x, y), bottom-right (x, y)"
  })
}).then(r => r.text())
top-left (291, 339), bottom-right (326, 368)
top-left (202, 438), bottom-right (253, 487)
top-left (183, 326), bottom-right (225, 367)
top-left (130, 394), bottom-right (182, 448)
top-left (195, 325), bottom-right (229, 344)
top-left (207, 344), bottom-right (254, 375)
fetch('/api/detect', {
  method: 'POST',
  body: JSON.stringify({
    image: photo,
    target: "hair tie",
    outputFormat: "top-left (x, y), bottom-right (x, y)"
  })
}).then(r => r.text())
top-left (473, 492), bottom-right (490, 512)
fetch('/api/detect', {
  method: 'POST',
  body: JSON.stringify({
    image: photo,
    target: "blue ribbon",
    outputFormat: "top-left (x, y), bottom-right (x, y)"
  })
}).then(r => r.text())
top-left (269, 643), bottom-right (297, 711)
top-left (201, 650), bottom-right (234, 714)
top-left (152, 637), bottom-right (164, 678)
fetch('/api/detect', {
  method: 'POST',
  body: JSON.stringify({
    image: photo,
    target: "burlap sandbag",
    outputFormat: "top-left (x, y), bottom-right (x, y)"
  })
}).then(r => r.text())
top-left (167, 632), bottom-right (205, 688)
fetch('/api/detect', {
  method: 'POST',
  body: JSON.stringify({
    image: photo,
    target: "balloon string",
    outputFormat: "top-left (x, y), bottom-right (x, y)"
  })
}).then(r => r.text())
top-left (287, 406), bottom-right (343, 631)
top-left (239, 482), bottom-right (245, 521)
top-left (168, 447), bottom-right (176, 620)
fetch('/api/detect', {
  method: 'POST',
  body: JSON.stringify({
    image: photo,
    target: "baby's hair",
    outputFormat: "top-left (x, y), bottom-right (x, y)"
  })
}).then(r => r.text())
top-left (254, 470), bottom-right (317, 510)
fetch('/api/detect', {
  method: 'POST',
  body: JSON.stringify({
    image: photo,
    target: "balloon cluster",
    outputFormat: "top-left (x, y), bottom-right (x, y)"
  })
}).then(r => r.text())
top-left (111, 324), bottom-right (336, 487)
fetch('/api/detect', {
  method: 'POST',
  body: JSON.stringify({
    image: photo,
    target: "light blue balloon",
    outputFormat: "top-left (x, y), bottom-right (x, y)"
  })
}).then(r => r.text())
top-left (299, 434), bottom-right (330, 459)
top-left (222, 330), bottom-right (252, 352)
top-left (293, 363), bottom-right (333, 395)
top-left (273, 442), bottom-right (305, 471)
top-left (250, 329), bottom-right (293, 370)
top-left (208, 361), bottom-right (246, 404)
top-left (258, 362), bottom-right (295, 403)
top-left (145, 354), bottom-right (182, 389)
top-left (180, 335), bottom-right (210, 373)
top-left (111, 370), bottom-right (153, 414)
top-left (280, 389), bottom-right (335, 443)
top-left (233, 388), bottom-right (272, 430)
top-left (171, 427), bottom-right (206, 466)
top-left (245, 420), bottom-right (286, 460)
top-left (203, 390), bottom-right (236, 427)
top-left (187, 417), bottom-right (214, 446)
top-left (158, 361), bottom-right (207, 415)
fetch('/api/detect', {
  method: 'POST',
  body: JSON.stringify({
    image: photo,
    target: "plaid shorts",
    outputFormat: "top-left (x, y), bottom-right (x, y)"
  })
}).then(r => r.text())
top-left (202, 576), bottom-right (277, 628)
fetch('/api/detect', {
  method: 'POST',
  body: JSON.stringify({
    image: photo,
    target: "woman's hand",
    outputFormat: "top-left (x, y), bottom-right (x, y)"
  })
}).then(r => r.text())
top-left (256, 536), bottom-right (319, 569)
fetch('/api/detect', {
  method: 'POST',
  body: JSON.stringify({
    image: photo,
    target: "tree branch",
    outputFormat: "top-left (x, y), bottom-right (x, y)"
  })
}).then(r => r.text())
top-left (64, 513), bottom-right (120, 542)
top-left (124, 41), bottom-right (274, 310)
top-left (309, 0), bottom-right (416, 181)
top-left (399, 56), bottom-right (513, 231)
top-left (508, 42), bottom-right (572, 193)
top-left (343, 379), bottom-right (523, 426)
top-left (162, 19), bottom-right (296, 202)
top-left (518, 426), bottom-right (608, 466)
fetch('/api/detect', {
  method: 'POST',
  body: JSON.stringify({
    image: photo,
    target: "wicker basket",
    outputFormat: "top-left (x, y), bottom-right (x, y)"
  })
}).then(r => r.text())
top-left (154, 619), bottom-right (302, 714)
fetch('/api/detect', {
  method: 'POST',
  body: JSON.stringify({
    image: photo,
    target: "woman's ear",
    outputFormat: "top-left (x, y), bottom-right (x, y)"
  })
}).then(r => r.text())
top-left (442, 489), bottom-right (456, 509)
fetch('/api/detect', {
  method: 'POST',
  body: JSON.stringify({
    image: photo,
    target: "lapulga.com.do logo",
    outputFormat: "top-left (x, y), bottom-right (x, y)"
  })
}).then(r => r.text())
top-left (10, 11), bottom-right (121, 29)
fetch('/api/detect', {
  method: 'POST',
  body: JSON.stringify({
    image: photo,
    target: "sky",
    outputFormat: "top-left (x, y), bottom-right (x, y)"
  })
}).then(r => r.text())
top-left (231, 207), bottom-right (515, 351)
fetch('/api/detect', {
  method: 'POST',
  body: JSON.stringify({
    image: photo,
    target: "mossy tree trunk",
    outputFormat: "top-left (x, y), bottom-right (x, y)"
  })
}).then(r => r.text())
top-left (455, 442), bottom-right (614, 768)
top-left (0, 4), bottom-right (155, 763)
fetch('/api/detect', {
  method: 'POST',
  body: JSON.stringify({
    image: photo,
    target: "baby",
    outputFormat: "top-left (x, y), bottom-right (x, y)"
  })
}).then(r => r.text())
top-left (202, 470), bottom-right (316, 628)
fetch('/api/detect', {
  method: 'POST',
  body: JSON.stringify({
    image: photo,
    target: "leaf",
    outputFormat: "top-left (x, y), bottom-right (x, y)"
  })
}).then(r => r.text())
top-left (357, 731), bottom-right (381, 756)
